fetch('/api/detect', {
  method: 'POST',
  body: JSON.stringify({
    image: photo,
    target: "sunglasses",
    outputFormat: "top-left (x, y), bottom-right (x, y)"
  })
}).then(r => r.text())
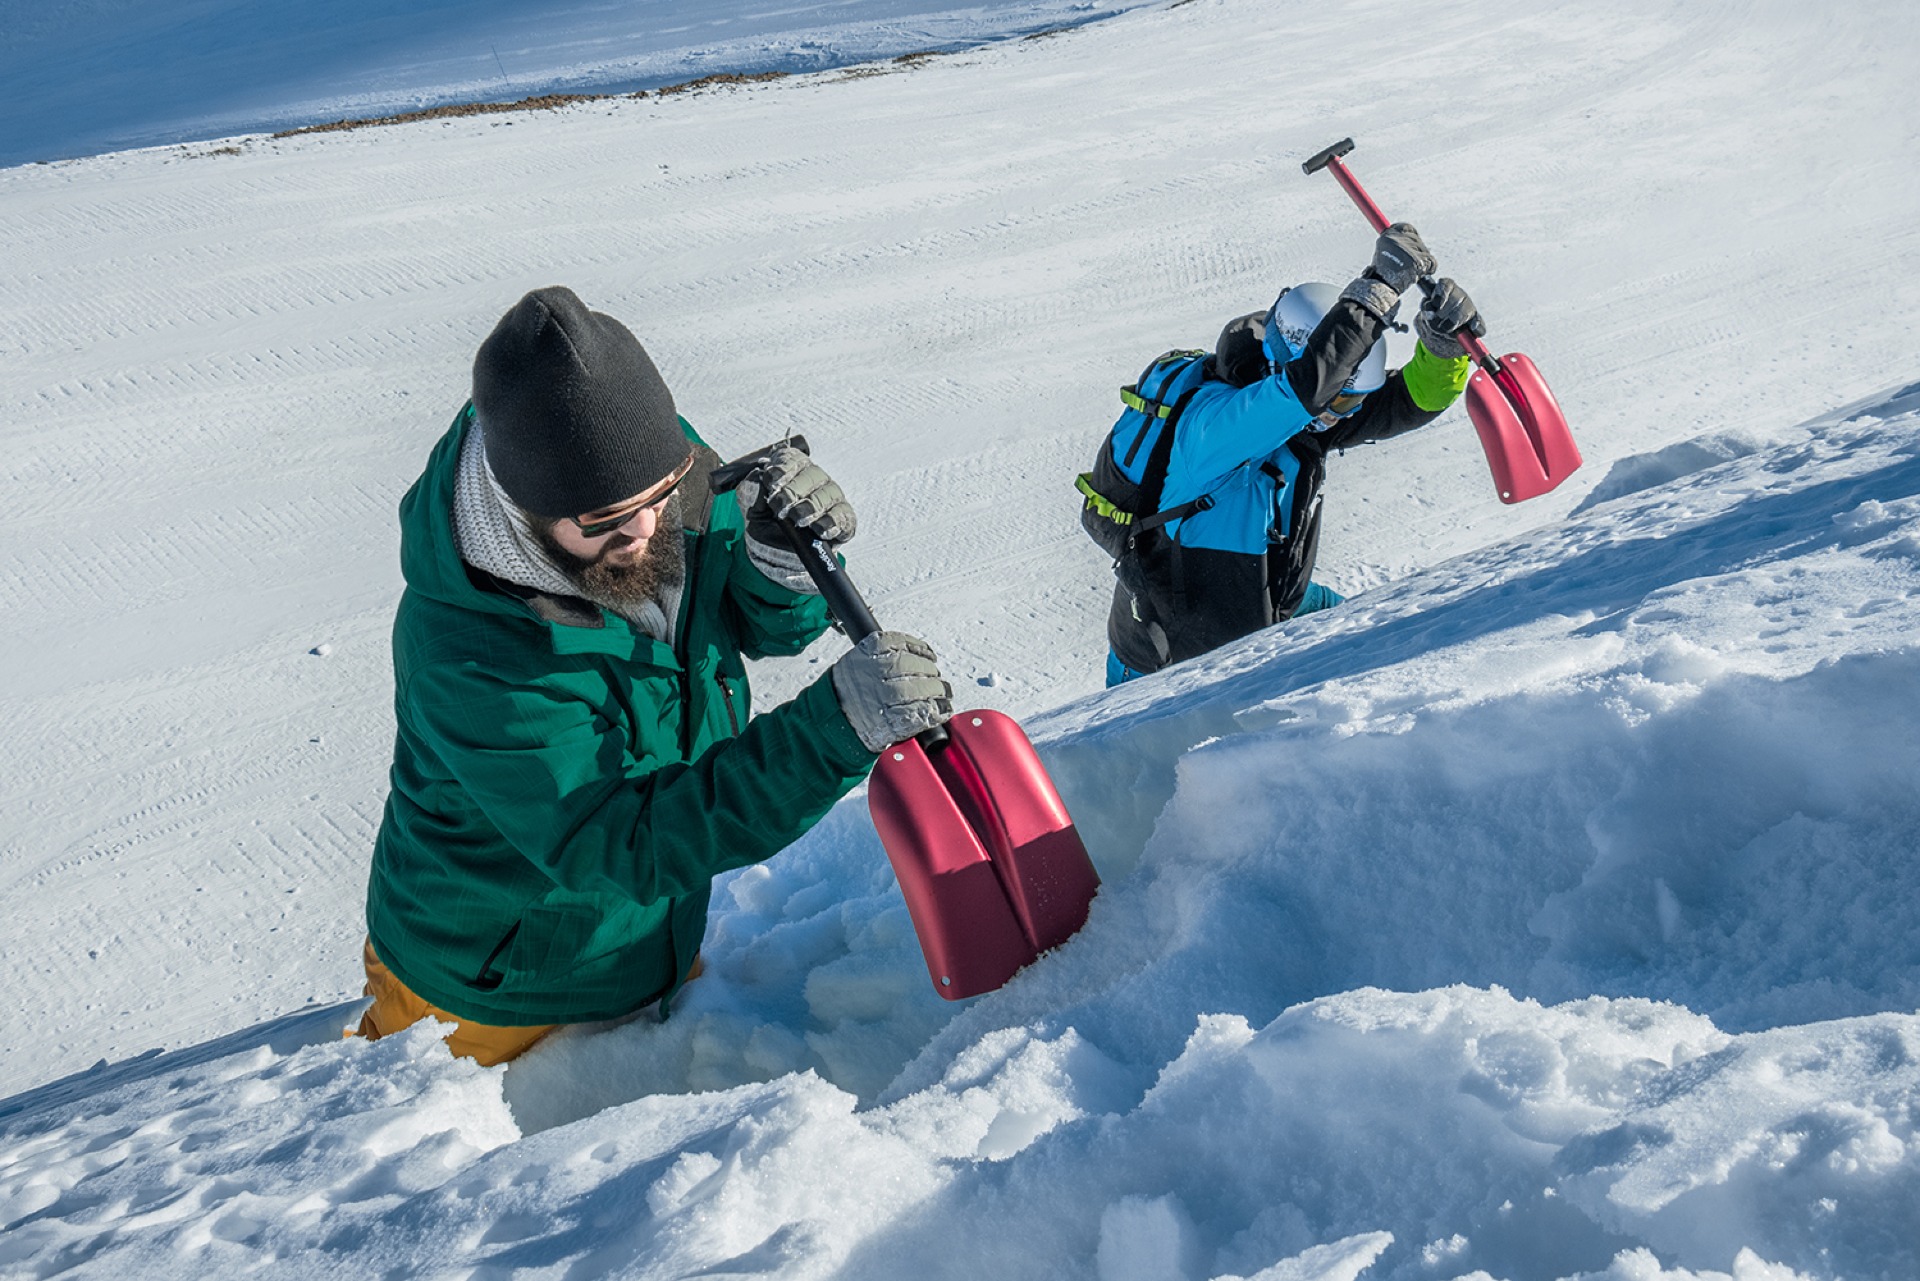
top-left (567, 455), bottom-right (695, 538)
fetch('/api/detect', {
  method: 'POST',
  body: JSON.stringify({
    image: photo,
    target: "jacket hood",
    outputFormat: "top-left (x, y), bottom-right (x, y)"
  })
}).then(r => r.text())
top-left (397, 405), bottom-right (528, 618)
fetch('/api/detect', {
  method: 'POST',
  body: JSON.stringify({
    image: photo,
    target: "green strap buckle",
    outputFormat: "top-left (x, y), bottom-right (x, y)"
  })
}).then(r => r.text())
top-left (1118, 385), bottom-right (1176, 419)
top-left (1076, 473), bottom-right (1134, 524)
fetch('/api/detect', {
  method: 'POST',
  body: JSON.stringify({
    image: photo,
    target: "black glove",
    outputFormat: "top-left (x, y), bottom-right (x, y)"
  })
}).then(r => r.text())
top-left (1368, 222), bottom-right (1436, 293)
top-left (734, 443), bottom-right (856, 593)
top-left (1414, 278), bottom-right (1486, 360)
top-left (829, 631), bottom-right (954, 752)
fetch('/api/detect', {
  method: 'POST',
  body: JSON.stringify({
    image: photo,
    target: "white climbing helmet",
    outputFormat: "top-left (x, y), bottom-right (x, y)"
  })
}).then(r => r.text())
top-left (1261, 281), bottom-right (1389, 405)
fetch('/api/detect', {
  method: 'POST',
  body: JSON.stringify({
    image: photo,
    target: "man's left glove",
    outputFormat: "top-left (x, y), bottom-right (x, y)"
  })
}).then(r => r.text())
top-left (830, 631), bottom-right (954, 752)
top-left (734, 442), bottom-right (857, 593)
top-left (1413, 278), bottom-right (1486, 360)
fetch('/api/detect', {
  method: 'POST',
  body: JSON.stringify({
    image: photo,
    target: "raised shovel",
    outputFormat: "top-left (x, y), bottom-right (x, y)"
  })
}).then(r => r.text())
top-left (711, 441), bottom-right (1101, 999)
top-left (1303, 137), bottom-right (1582, 503)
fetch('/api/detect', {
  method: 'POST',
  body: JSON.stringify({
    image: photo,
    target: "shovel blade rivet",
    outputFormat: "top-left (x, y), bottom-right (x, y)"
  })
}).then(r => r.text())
top-left (941, 976), bottom-right (951, 986)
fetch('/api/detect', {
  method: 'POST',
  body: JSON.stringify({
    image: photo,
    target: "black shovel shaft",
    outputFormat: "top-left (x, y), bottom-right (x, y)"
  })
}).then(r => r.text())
top-left (709, 436), bottom-right (948, 750)
top-left (782, 526), bottom-right (881, 641)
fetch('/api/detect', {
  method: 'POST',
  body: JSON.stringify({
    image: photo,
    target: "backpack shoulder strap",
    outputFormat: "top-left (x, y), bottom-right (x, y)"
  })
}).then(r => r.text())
top-left (1132, 352), bottom-right (1211, 515)
top-left (1078, 352), bottom-right (1217, 558)
top-left (1117, 349), bottom-right (1209, 467)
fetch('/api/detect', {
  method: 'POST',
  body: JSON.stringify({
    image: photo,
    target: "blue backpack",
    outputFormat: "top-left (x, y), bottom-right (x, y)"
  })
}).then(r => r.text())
top-left (1076, 350), bottom-right (1218, 561)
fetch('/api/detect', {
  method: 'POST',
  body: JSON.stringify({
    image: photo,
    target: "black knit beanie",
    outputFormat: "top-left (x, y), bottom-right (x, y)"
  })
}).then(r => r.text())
top-left (472, 286), bottom-right (684, 517)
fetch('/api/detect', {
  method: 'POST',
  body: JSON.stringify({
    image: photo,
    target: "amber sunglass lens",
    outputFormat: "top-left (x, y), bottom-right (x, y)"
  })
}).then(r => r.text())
top-left (574, 464), bottom-right (692, 536)
top-left (576, 512), bottom-right (634, 537)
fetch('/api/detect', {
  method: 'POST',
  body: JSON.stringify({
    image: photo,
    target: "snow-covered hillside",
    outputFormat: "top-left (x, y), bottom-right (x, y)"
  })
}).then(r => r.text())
top-left (6, 383), bottom-right (1918, 1279)
top-left (2, 0), bottom-right (1918, 1276)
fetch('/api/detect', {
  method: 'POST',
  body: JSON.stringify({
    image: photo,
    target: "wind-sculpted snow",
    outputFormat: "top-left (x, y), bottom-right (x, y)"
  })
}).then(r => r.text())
top-left (4, 400), bottom-right (1918, 1278)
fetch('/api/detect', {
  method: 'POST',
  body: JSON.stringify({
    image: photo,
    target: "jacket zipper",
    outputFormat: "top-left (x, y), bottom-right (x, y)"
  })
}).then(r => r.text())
top-left (676, 529), bottom-right (699, 759)
top-left (718, 674), bottom-right (741, 736)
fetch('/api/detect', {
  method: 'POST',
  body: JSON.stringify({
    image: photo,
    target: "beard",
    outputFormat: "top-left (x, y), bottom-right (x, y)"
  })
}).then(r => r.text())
top-left (532, 492), bottom-right (686, 612)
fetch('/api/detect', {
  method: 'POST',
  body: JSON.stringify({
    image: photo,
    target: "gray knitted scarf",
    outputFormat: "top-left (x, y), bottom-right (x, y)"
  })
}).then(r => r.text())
top-left (453, 418), bottom-right (679, 642)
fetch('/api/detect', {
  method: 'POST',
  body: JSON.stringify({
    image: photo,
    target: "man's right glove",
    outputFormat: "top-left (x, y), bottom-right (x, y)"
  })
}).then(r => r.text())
top-left (734, 442), bottom-right (857, 594)
top-left (830, 631), bottom-right (954, 752)
top-left (1368, 222), bottom-right (1437, 292)
top-left (1342, 222), bottom-right (1438, 322)
top-left (1413, 277), bottom-right (1486, 360)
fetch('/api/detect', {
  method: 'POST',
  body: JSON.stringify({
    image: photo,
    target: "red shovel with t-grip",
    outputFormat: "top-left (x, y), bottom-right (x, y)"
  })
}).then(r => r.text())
top-left (1303, 138), bottom-right (1581, 503)
top-left (710, 440), bottom-right (1101, 999)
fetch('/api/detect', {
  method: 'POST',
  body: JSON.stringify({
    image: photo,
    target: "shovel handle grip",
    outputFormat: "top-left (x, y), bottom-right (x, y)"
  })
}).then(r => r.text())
top-left (706, 433), bottom-right (807, 495)
top-left (1305, 138), bottom-right (1392, 234)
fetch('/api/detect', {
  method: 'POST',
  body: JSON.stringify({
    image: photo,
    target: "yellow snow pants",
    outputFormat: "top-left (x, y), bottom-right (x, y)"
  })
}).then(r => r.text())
top-left (351, 938), bottom-right (555, 1067)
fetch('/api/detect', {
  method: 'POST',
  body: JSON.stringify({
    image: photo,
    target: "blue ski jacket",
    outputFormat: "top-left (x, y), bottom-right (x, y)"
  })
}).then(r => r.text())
top-left (1101, 293), bottom-right (1470, 674)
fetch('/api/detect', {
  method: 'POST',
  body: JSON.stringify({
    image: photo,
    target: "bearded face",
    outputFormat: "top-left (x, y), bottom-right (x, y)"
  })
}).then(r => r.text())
top-left (532, 490), bottom-right (686, 610)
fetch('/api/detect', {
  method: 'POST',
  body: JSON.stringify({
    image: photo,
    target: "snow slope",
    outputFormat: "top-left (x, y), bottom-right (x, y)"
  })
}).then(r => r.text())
top-left (3, 0), bottom-right (1919, 1274)
top-left (5, 377), bottom-right (1917, 1281)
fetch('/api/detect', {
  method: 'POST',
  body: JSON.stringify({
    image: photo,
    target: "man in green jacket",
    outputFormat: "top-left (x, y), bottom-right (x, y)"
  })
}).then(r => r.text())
top-left (358, 285), bottom-right (952, 1065)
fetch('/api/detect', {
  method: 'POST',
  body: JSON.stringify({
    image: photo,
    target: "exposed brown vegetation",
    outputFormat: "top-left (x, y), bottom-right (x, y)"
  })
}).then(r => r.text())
top-left (648, 70), bottom-right (789, 97)
top-left (274, 93), bottom-right (600, 138)
top-left (263, 26), bottom-right (1129, 143)
top-left (270, 71), bottom-right (806, 140)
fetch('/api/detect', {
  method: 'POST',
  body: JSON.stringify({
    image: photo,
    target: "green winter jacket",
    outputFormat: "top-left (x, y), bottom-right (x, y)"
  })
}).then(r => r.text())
top-left (365, 405), bottom-right (876, 1026)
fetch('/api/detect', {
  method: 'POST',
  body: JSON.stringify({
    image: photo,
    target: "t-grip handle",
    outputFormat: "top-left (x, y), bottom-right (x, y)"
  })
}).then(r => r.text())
top-left (1300, 137), bottom-right (1355, 175)
top-left (1301, 135), bottom-right (1392, 234)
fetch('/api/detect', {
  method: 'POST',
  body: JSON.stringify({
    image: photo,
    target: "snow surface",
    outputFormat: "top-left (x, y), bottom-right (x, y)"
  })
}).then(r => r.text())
top-left (3, 0), bottom-right (1920, 1276)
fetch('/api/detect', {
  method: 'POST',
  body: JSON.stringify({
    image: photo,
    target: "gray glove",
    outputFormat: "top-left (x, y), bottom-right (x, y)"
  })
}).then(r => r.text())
top-left (734, 443), bottom-right (856, 593)
top-left (1368, 222), bottom-right (1436, 293)
top-left (829, 631), bottom-right (954, 752)
top-left (1413, 277), bottom-right (1485, 360)
top-left (737, 442), bottom-right (856, 545)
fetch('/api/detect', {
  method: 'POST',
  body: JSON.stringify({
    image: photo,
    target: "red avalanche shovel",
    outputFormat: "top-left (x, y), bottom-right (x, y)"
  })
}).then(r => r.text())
top-left (1304, 138), bottom-right (1581, 503)
top-left (712, 442), bottom-right (1101, 999)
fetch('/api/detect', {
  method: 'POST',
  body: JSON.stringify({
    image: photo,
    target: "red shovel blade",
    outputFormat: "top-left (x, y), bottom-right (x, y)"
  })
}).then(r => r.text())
top-left (868, 711), bottom-right (1100, 1000)
top-left (1464, 351), bottom-right (1582, 504)
top-left (928, 711), bottom-right (1102, 954)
